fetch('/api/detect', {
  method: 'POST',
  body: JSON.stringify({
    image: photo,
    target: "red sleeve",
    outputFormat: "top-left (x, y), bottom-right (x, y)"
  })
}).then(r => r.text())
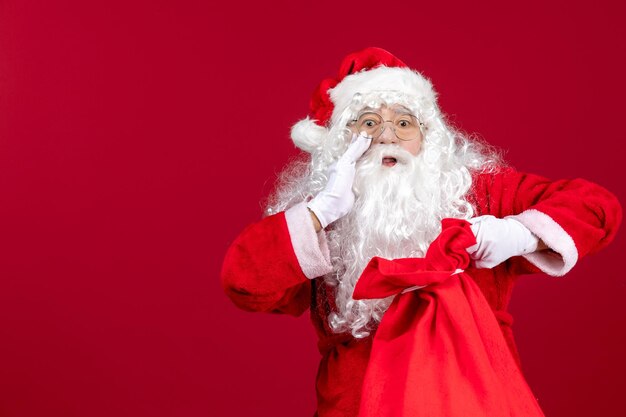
top-left (220, 212), bottom-right (311, 316)
top-left (471, 167), bottom-right (622, 274)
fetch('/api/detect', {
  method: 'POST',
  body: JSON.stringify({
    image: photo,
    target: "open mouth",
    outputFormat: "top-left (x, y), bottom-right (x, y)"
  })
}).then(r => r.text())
top-left (382, 157), bottom-right (398, 167)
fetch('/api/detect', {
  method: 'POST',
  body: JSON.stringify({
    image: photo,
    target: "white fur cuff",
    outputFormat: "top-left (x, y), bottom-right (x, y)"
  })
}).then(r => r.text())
top-left (509, 209), bottom-right (578, 277)
top-left (285, 202), bottom-right (333, 279)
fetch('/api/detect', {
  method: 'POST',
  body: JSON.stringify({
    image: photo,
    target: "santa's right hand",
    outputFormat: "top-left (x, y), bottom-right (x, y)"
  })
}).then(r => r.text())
top-left (307, 133), bottom-right (371, 229)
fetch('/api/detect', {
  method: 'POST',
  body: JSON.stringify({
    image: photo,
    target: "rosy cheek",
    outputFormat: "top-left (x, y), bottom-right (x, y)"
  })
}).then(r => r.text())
top-left (403, 140), bottom-right (421, 156)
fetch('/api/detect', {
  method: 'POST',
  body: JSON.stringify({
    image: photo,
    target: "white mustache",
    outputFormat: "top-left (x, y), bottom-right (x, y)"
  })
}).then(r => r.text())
top-left (359, 144), bottom-right (414, 166)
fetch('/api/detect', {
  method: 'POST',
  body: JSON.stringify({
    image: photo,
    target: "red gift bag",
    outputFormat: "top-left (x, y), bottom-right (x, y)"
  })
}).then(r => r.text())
top-left (353, 219), bottom-right (545, 417)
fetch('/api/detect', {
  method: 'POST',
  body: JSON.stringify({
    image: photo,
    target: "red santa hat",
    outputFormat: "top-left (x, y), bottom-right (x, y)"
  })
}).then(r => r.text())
top-left (291, 47), bottom-right (438, 153)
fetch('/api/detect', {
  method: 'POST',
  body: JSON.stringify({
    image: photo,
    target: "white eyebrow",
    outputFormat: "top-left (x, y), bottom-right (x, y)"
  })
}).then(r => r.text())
top-left (356, 105), bottom-right (416, 118)
top-left (389, 105), bottom-right (413, 115)
top-left (361, 104), bottom-right (413, 113)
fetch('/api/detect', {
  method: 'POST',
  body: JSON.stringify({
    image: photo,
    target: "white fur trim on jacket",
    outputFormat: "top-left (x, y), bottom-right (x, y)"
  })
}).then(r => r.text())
top-left (284, 202), bottom-right (333, 279)
top-left (509, 209), bottom-right (578, 276)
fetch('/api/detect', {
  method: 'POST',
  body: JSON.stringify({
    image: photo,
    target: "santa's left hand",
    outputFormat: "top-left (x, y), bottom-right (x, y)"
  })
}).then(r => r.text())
top-left (466, 215), bottom-right (540, 269)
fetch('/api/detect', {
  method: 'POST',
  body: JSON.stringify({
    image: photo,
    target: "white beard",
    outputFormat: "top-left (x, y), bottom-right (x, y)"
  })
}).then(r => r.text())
top-left (264, 114), bottom-right (498, 337)
top-left (326, 144), bottom-right (472, 338)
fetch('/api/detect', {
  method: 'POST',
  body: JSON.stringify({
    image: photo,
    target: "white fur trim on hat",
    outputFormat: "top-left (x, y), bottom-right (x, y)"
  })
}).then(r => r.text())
top-left (290, 117), bottom-right (328, 153)
top-left (328, 66), bottom-right (437, 126)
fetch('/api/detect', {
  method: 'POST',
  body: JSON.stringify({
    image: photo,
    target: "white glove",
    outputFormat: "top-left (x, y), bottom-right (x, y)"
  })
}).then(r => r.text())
top-left (466, 215), bottom-right (539, 269)
top-left (307, 133), bottom-right (372, 228)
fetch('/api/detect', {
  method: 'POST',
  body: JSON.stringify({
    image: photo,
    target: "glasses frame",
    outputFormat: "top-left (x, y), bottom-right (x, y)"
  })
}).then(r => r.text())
top-left (350, 111), bottom-right (425, 142)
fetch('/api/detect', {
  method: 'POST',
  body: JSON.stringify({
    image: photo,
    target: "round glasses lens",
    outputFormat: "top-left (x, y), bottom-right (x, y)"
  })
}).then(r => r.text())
top-left (355, 112), bottom-right (384, 138)
top-left (393, 115), bottom-right (420, 141)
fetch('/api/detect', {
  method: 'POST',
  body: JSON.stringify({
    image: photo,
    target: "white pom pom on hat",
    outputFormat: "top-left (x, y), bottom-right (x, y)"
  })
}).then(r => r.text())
top-left (290, 117), bottom-right (328, 153)
top-left (291, 47), bottom-right (438, 152)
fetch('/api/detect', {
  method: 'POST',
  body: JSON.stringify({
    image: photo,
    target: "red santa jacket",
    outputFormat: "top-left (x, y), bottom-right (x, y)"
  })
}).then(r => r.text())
top-left (221, 167), bottom-right (621, 417)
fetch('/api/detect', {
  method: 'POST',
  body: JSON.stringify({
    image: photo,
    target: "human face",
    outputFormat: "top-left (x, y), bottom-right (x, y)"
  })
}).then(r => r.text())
top-left (351, 105), bottom-right (423, 161)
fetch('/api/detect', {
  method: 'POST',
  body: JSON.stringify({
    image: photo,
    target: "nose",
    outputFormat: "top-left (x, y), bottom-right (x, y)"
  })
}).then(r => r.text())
top-left (376, 122), bottom-right (397, 145)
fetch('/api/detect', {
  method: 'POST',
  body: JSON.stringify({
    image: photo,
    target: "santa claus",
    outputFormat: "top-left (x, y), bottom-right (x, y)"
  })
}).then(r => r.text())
top-left (221, 47), bottom-right (621, 417)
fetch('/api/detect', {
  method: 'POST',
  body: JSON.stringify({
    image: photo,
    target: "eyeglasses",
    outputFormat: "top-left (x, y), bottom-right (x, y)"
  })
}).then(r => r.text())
top-left (351, 111), bottom-right (424, 141)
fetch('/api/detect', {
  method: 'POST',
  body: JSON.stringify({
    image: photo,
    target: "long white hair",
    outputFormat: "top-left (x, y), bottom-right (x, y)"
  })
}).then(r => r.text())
top-left (266, 92), bottom-right (502, 338)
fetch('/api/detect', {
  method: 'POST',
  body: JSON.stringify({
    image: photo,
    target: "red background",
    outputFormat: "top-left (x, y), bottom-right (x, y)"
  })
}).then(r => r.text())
top-left (1, 1), bottom-right (625, 416)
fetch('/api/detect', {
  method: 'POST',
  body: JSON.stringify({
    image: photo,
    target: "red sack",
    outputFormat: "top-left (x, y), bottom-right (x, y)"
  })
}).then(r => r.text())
top-left (353, 218), bottom-right (545, 417)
